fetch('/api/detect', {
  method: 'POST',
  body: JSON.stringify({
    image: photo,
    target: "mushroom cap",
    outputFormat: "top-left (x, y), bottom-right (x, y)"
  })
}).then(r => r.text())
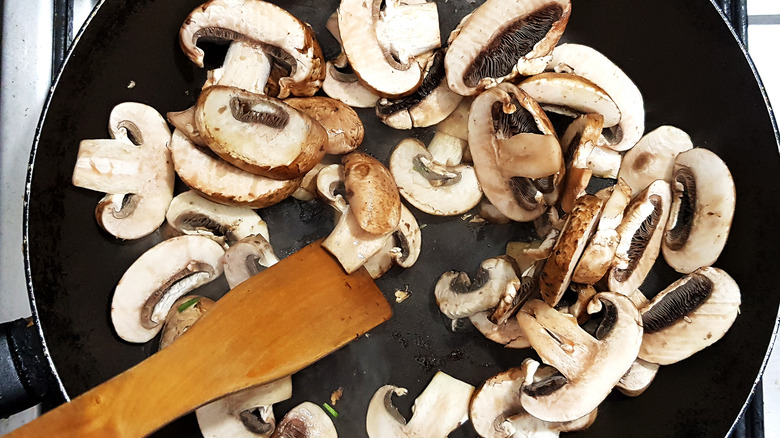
top-left (111, 235), bottom-right (225, 343)
top-left (445, 0), bottom-right (571, 96)
top-left (169, 129), bottom-right (300, 208)
top-left (389, 138), bottom-right (482, 216)
top-left (179, 0), bottom-right (325, 98)
top-left (618, 125), bottom-right (694, 197)
top-left (435, 256), bottom-right (521, 319)
top-left (343, 151), bottom-right (402, 235)
top-left (662, 148), bottom-right (736, 273)
top-left (639, 267), bottom-right (741, 365)
top-left (285, 96), bottom-right (364, 155)
top-left (195, 85), bottom-right (328, 180)
top-left (273, 401), bottom-right (337, 438)
top-left (223, 234), bottom-right (280, 289)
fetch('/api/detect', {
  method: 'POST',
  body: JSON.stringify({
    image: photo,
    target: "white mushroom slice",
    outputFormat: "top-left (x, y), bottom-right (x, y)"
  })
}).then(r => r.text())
top-left (607, 180), bottom-right (672, 295)
top-left (618, 126), bottom-right (694, 197)
top-left (166, 190), bottom-right (270, 248)
top-left (285, 96), bottom-right (364, 155)
top-left (167, 106), bottom-right (205, 146)
top-left (662, 148), bottom-right (736, 273)
top-left (539, 195), bottom-right (604, 307)
top-left (223, 234), bottom-right (279, 289)
top-left (376, 49), bottom-right (463, 129)
top-left (180, 0), bottom-right (325, 98)
top-left (436, 98), bottom-right (472, 142)
top-left (366, 371), bottom-right (474, 438)
top-left (204, 40), bottom-right (273, 95)
top-left (338, 0), bottom-right (437, 97)
top-left (469, 311), bottom-right (531, 349)
top-left (573, 179), bottom-right (632, 284)
top-left (390, 138), bottom-right (482, 216)
top-left (445, 0), bottom-right (571, 96)
top-left (516, 293), bottom-right (643, 422)
top-left (316, 163), bottom-right (348, 214)
top-left (518, 72), bottom-right (621, 127)
top-left (639, 267), bottom-right (741, 365)
top-left (363, 204), bottom-right (422, 278)
top-left (271, 402), bottom-right (337, 438)
top-left (468, 83), bottom-right (558, 222)
top-left (322, 59), bottom-right (381, 108)
top-left (72, 102), bottom-right (174, 240)
top-left (375, 1), bottom-right (441, 63)
top-left (196, 85), bottom-right (327, 180)
top-left (322, 204), bottom-right (393, 274)
top-left (343, 151), bottom-right (402, 235)
top-left (506, 240), bottom-right (546, 273)
top-left (427, 131), bottom-right (468, 166)
top-left (158, 295), bottom-right (216, 351)
top-left (169, 129), bottom-right (300, 208)
top-left (198, 377), bottom-right (294, 438)
top-left (616, 359), bottom-right (659, 397)
top-left (111, 235), bottom-right (225, 343)
top-left (435, 256), bottom-right (520, 319)
top-left (547, 43), bottom-right (644, 152)
top-left (496, 133), bottom-right (564, 180)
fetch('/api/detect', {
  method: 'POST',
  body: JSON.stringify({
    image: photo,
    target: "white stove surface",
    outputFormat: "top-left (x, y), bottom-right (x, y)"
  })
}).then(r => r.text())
top-left (1, 0), bottom-right (779, 435)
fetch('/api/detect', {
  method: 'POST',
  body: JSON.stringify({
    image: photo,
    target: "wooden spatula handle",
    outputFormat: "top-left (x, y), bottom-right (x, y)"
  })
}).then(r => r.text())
top-left (6, 241), bottom-right (392, 437)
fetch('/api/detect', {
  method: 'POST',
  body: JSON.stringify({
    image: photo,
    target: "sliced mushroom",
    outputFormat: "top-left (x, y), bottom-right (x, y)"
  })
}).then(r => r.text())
top-left (662, 148), bottom-right (736, 273)
top-left (343, 151), bottom-right (402, 235)
top-left (468, 83), bottom-right (559, 221)
top-left (285, 96), bottom-right (364, 155)
top-left (607, 180), bottom-right (672, 295)
top-left (468, 311), bottom-right (531, 349)
top-left (291, 158), bottom-right (339, 202)
top-left (321, 58), bottom-right (381, 108)
top-left (315, 163), bottom-right (349, 214)
top-left (169, 129), bottom-right (300, 208)
top-left (516, 293), bottom-right (643, 422)
top-left (366, 371), bottom-right (474, 438)
top-left (198, 377), bottom-right (294, 438)
top-left (322, 204), bottom-right (394, 274)
top-left (180, 0), bottom-right (325, 98)
top-left (572, 179), bottom-right (632, 284)
top-left (376, 49), bottom-right (463, 129)
top-left (616, 359), bottom-right (659, 397)
top-left (436, 97), bottom-right (472, 143)
top-left (547, 43), bottom-right (644, 152)
top-left (618, 126), bottom-right (694, 197)
top-left (518, 72), bottom-right (621, 127)
top-left (479, 199), bottom-right (512, 225)
top-left (435, 256), bottom-right (521, 320)
top-left (72, 102), bottom-right (174, 240)
top-left (539, 195), bottom-right (604, 307)
top-left (158, 295), bottom-right (216, 351)
top-left (167, 106), bottom-right (206, 145)
top-left (363, 204), bottom-right (422, 279)
top-left (270, 402), bottom-right (337, 438)
top-left (111, 235), bottom-right (225, 343)
top-left (195, 85), bottom-right (328, 180)
top-left (389, 138), bottom-right (482, 216)
top-left (445, 0), bottom-right (571, 96)
top-left (166, 190), bottom-right (270, 248)
top-left (203, 39), bottom-right (273, 95)
top-left (639, 267), bottom-right (741, 365)
top-left (427, 130), bottom-right (468, 166)
top-left (223, 234), bottom-right (279, 288)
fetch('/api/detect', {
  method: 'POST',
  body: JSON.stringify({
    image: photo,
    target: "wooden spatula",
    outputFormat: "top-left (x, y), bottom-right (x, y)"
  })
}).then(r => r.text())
top-left (6, 240), bottom-right (392, 437)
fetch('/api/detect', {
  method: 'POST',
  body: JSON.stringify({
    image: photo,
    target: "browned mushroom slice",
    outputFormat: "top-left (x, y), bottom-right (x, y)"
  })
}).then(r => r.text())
top-left (179, 0), bottom-right (325, 98)
top-left (662, 148), bottom-right (736, 273)
top-left (435, 256), bottom-right (521, 320)
top-left (446, 0), bottom-right (571, 96)
top-left (618, 126), bottom-right (694, 197)
top-left (195, 85), bottom-right (327, 180)
top-left (539, 195), bottom-right (604, 307)
top-left (607, 180), bottom-right (672, 295)
top-left (285, 96), bottom-right (364, 155)
top-left (639, 267), bottom-right (741, 365)
top-left (561, 113), bottom-right (622, 179)
top-left (343, 151), bottom-right (402, 235)
top-left (158, 295), bottom-right (216, 351)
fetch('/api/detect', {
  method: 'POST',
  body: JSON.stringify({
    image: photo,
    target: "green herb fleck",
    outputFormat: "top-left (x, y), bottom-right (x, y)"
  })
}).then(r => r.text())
top-left (413, 161), bottom-right (429, 175)
top-left (177, 296), bottom-right (202, 313)
top-left (322, 403), bottom-right (339, 418)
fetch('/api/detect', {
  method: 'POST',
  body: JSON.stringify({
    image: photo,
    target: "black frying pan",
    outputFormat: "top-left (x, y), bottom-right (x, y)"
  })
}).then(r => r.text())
top-left (8, 0), bottom-right (780, 436)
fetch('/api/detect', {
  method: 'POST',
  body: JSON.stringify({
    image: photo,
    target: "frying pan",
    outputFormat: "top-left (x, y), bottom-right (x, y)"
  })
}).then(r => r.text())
top-left (3, 0), bottom-right (778, 436)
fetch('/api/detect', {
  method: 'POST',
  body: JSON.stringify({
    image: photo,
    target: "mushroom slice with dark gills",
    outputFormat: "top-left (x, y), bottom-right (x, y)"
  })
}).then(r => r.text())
top-left (179, 0), bottom-right (325, 98)
top-left (618, 125), bottom-right (694, 197)
top-left (366, 371), bottom-right (475, 438)
top-left (547, 43), bottom-right (644, 152)
top-left (72, 102), bottom-right (174, 240)
top-left (195, 85), bottom-right (328, 180)
top-left (516, 293), bottom-right (643, 422)
top-left (662, 148), bottom-right (736, 273)
top-left (435, 256), bottom-right (521, 320)
top-left (446, 0), bottom-right (571, 96)
top-left (363, 204), bottom-right (422, 279)
top-left (539, 195), bottom-right (604, 307)
top-left (389, 138), bottom-right (482, 216)
top-left (638, 267), bottom-right (741, 365)
top-left (168, 129), bottom-right (300, 208)
top-left (166, 190), bottom-right (270, 248)
top-left (223, 234), bottom-right (280, 289)
top-left (607, 180), bottom-right (673, 295)
top-left (376, 49), bottom-right (463, 129)
top-left (111, 235), bottom-right (225, 343)
top-left (469, 83), bottom-right (560, 222)
top-left (271, 402), bottom-right (337, 438)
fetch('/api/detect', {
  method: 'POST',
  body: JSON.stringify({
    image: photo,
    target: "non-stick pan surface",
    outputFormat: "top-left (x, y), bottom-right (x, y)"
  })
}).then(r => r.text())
top-left (24, 0), bottom-right (780, 436)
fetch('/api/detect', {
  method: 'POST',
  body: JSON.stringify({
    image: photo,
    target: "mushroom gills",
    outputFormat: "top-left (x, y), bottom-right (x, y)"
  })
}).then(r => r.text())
top-left (223, 234), bottom-right (280, 289)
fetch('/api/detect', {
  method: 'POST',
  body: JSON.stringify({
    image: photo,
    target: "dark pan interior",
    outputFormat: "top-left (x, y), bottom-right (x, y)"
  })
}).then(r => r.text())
top-left (24, 0), bottom-right (780, 436)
